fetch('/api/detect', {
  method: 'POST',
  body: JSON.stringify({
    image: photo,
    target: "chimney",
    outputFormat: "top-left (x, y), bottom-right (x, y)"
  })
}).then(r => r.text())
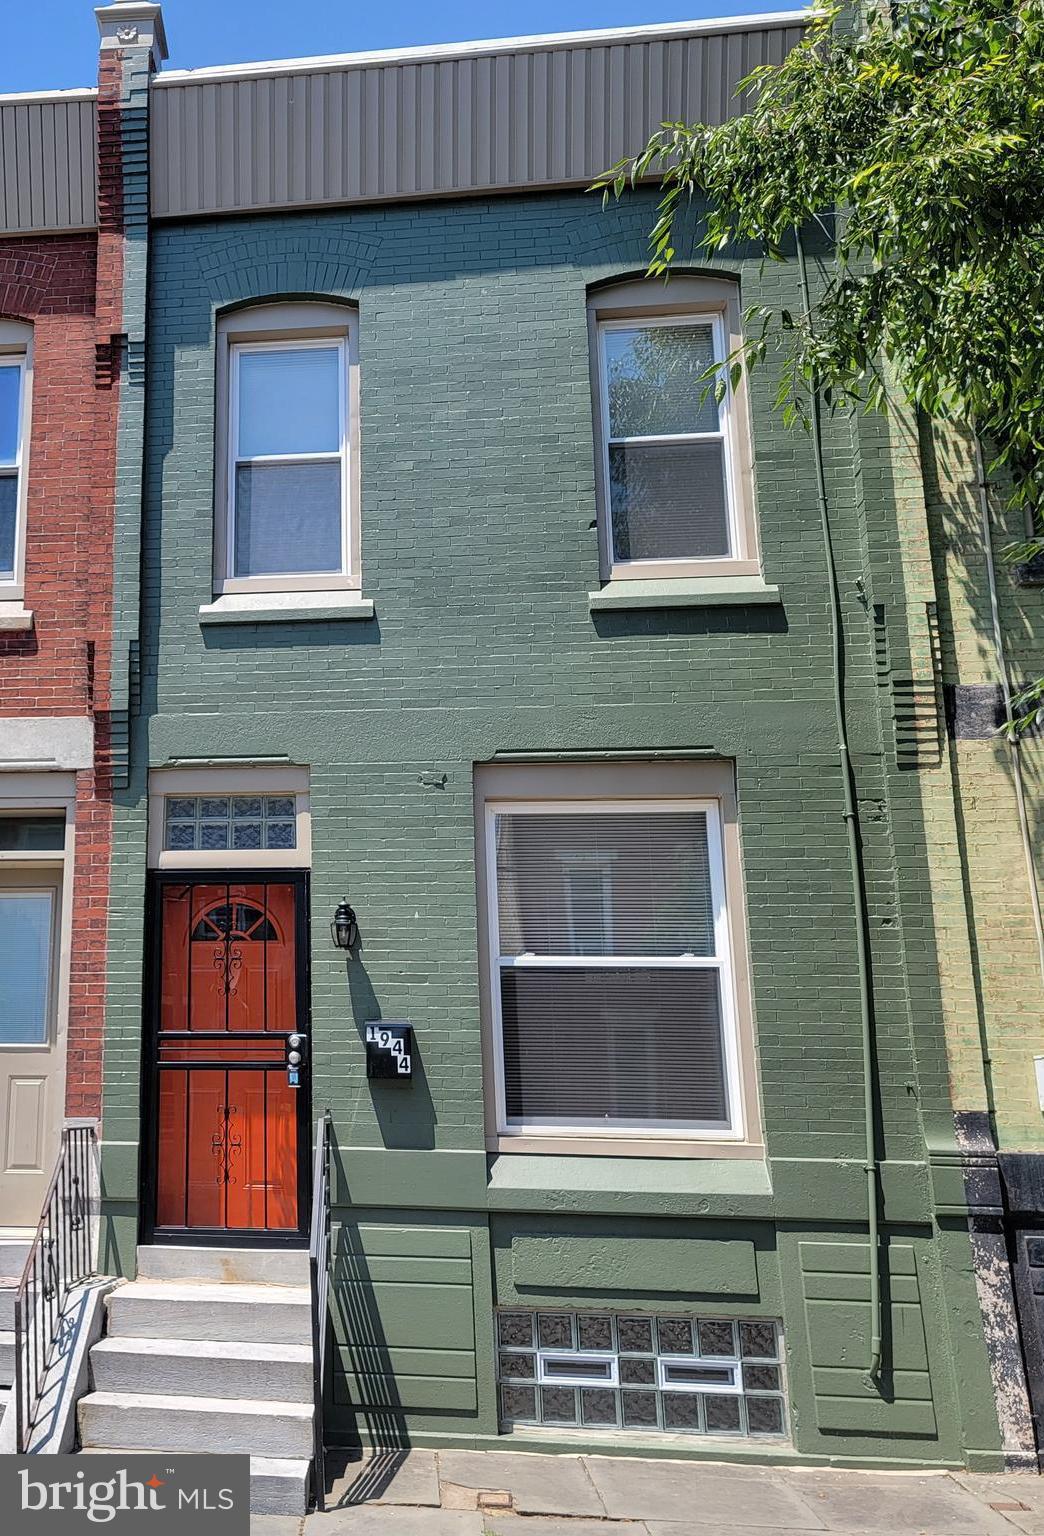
top-left (94, 1), bottom-right (168, 72)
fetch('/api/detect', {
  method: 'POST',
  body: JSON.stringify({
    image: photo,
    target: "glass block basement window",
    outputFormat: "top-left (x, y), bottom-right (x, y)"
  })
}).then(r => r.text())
top-left (497, 1311), bottom-right (786, 1438)
top-left (164, 795), bottom-right (297, 852)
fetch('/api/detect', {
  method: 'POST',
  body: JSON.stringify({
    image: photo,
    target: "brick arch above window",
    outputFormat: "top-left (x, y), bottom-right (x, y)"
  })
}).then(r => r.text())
top-left (198, 235), bottom-right (377, 309)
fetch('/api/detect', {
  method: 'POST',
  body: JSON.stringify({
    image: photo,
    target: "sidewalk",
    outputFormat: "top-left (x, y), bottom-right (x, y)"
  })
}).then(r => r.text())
top-left (251, 1448), bottom-right (1044, 1536)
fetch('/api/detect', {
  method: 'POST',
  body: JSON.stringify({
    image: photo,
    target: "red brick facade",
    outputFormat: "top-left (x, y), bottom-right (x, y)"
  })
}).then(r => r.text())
top-left (0, 232), bottom-right (116, 1118)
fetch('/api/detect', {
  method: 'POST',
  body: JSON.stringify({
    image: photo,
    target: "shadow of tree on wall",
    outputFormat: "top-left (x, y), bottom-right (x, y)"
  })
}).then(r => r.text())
top-left (919, 416), bottom-right (1044, 1133)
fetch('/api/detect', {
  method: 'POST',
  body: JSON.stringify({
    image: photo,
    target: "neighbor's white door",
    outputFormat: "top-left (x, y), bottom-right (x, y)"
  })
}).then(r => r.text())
top-left (0, 867), bottom-right (64, 1230)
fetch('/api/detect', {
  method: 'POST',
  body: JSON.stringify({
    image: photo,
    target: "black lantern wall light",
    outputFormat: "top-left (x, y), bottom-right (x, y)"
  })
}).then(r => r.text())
top-left (330, 901), bottom-right (359, 952)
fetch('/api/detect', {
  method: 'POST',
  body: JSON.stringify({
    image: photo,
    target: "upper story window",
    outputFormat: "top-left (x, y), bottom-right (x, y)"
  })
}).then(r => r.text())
top-left (588, 279), bottom-right (757, 583)
top-left (215, 303), bottom-right (358, 597)
top-left (0, 321), bottom-right (33, 598)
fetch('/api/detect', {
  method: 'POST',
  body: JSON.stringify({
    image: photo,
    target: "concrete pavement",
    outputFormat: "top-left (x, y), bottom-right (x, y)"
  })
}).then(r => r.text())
top-left (249, 1447), bottom-right (1044, 1536)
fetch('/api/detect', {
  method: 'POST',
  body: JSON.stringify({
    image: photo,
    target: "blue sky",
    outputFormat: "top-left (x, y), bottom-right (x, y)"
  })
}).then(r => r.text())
top-left (7, 1), bottom-right (803, 94)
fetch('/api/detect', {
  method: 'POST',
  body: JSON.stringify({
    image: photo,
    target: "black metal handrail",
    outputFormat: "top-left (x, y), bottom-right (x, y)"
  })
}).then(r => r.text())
top-left (308, 1111), bottom-right (332, 1511)
top-left (14, 1120), bottom-right (98, 1452)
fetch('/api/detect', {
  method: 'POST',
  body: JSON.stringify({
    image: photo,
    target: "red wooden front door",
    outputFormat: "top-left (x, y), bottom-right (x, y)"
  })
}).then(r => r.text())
top-left (152, 879), bottom-right (307, 1235)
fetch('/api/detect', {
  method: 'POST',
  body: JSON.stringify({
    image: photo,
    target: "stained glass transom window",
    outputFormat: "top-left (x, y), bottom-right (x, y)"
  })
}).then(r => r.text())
top-left (496, 1310), bottom-right (786, 1439)
top-left (164, 795), bottom-right (297, 853)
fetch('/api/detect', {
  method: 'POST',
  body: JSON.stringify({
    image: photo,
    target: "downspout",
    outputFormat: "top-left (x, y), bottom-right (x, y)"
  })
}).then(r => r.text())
top-left (795, 226), bottom-right (883, 1381)
top-left (974, 440), bottom-right (1044, 986)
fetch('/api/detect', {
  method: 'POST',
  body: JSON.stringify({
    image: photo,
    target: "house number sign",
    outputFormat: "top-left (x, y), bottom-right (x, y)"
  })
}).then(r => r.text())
top-left (365, 1021), bottom-right (413, 1080)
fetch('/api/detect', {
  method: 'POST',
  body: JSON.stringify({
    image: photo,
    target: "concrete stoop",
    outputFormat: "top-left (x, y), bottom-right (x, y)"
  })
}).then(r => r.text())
top-left (0, 1235), bottom-right (32, 1417)
top-left (77, 1246), bottom-right (314, 1515)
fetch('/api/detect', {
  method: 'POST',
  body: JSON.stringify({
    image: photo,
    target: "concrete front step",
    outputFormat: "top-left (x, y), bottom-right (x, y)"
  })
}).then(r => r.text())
top-left (90, 1335), bottom-right (313, 1403)
top-left (0, 1239), bottom-right (31, 1275)
top-left (0, 1288), bottom-right (15, 1333)
top-left (78, 1390), bottom-right (314, 1459)
top-left (0, 1329), bottom-right (13, 1387)
top-left (105, 1281), bottom-right (312, 1344)
top-left (78, 1450), bottom-right (311, 1516)
top-left (136, 1245), bottom-right (308, 1287)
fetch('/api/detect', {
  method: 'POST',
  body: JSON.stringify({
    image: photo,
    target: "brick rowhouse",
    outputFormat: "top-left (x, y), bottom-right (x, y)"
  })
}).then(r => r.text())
top-left (0, 227), bottom-right (119, 1119)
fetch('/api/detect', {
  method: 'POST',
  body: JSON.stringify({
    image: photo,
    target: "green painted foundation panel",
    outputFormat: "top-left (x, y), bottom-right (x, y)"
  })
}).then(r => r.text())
top-left (800, 1241), bottom-right (936, 1435)
top-left (510, 1232), bottom-right (758, 1297)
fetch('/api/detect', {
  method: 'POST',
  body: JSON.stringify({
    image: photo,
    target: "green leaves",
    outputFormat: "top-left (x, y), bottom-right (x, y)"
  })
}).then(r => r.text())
top-left (595, 0), bottom-right (1044, 522)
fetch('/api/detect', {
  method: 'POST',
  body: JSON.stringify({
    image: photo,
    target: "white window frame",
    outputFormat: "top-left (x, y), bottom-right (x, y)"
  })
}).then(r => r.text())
top-left (598, 313), bottom-right (740, 570)
top-left (213, 302), bottom-right (360, 599)
top-left (537, 1352), bottom-right (620, 1388)
top-left (0, 775), bottom-right (75, 1062)
top-left (587, 278), bottom-right (759, 584)
top-left (226, 334), bottom-right (350, 588)
top-left (657, 1356), bottom-right (742, 1395)
top-left (0, 321), bottom-right (33, 601)
top-left (484, 796), bottom-right (745, 1142)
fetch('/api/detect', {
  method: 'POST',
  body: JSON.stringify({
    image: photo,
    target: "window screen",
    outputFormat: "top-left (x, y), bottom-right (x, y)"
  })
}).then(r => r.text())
top-left (601, 320), bottom-right (733, 564)
top-left (490, 805), bottom-right (734, 1131)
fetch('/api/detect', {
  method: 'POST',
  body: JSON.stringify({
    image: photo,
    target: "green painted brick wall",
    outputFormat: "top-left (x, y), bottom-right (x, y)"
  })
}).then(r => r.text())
top-left (100, 190), bottom-right (999, 1466)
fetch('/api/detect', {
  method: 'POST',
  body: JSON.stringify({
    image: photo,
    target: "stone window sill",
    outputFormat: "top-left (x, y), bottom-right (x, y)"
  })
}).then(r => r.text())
top-left (0, 601), bottom-right (34, 632)
top-left (486, 1151), bottom-right (771, 1216)
top-left (199, 591), bottom-right (375, 625)
top-left (589, 576), bottom-right (781, 612)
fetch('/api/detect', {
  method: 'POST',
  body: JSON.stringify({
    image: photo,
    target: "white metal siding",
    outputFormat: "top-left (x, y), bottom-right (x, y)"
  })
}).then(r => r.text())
top-left (0, 98), bottom-right (97, 234)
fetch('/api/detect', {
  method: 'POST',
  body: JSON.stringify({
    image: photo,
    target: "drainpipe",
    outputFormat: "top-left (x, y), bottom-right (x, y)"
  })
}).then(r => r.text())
top-left (795, 227), bottom-right (883, 1381)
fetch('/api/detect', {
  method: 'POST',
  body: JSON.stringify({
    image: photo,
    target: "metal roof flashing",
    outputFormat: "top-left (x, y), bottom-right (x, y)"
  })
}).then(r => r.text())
top-left (156, 10), bottom-right (812, 86)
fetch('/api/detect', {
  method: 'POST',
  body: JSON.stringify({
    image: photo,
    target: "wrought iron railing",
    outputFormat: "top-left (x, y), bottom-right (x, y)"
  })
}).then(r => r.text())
top-left (308, 1111), bottom-right (332, 1511)
top-left (13, 1120), bottom-right (98, 1452)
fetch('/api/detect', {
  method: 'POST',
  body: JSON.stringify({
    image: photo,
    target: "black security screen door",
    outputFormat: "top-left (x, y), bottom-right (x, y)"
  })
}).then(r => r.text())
top-left (144, 873), bottom-right (310, 1244)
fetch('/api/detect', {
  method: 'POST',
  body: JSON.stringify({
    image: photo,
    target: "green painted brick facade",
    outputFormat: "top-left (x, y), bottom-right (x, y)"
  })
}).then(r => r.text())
top-left (100, 190), bottom-right (1003, 1467)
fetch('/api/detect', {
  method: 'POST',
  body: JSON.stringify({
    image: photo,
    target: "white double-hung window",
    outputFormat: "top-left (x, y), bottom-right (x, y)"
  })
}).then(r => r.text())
top-left (216, 303), bottom-right (358, 597)
top-left (0, 326), bottom-right (31, 595)
top-left (485, 797), bottom-right (745, 1142)
top-left (600, 317), bottom-right (734, 564)
top-left (589, 278), bottom-right (758, 583)
top-left (230, 339), bottom-right (347, 581)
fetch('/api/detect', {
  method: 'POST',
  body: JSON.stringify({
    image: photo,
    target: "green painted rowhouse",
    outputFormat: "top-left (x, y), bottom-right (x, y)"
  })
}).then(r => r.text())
top-left (83, 2), bottom-right (1034, 1474)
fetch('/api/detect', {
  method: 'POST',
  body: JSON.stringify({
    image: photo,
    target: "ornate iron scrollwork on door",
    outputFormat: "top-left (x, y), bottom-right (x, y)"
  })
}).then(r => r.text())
top-left (192, 900), bottom-right (277, 998)
top-left (211, 1101), bottom-right (243, 1186)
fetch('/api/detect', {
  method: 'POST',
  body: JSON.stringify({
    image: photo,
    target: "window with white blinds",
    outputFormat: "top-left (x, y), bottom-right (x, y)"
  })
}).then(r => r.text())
top-left (486, 800), bottom-right (740, 1136)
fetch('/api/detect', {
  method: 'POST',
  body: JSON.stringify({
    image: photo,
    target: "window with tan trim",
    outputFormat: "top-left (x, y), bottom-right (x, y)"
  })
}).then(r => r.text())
top-left (0, 320), bottom-right (33, 601)
top-left (214, 302), bottom-right (359, 597)
top-left (474, 760), bottom-right (762, 1158)
top-left (148, 766), bottom-right (311, 870)
top-left (588, 278), bottom-right (758, 582)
